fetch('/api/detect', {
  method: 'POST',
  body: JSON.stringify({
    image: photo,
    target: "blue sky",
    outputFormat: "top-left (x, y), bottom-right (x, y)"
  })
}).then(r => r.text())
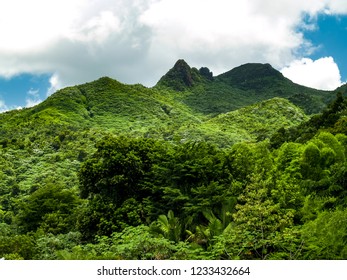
top-left (303, 14), bottom-right (347, 82)
top-left (0, 74), bottom-right (51, 111)
top-left (0, 0), bottom-right (347, 112)
top-left (280, 13), bottom-right (347, 90)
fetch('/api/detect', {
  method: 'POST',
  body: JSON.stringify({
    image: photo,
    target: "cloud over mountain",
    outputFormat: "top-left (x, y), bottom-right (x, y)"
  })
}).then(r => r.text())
top-left (0, 0), bottom-right (346, 92)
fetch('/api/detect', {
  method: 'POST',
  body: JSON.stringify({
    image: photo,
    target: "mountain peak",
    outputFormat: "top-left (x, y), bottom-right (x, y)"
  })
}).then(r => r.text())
top-left (156, 59), bottom-right (209, 91)
top-left (217, 63), bottom-right (286, 90)
top-left (173, 59), bottom-right (191, 70)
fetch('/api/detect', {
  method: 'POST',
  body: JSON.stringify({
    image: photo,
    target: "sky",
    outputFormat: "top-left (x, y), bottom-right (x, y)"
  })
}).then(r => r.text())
top-left (0, 0), bottom-right (347, 112)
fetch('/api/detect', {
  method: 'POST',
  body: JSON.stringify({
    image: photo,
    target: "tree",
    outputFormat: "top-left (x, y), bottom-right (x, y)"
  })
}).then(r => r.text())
top-left (300, 142), bottom-right (322, 180)
top-left (16, 184), bottom-right (81, 234)
top-left (78, 136), bottom-right (166, 239)
top-left (270, 142), bottom-right (304, 211)
top-left (152, 141), bottom-right (231, 223)
top-left (301, 209), bottom-right (347, 259)
top-left (227, 175), bottom-right (295, 259)
top-left (151, 210), bottom-right (182, 243)
top-left (0, 234), bottom-right (36, 260)
top-left (79, 135), bottom-right (163, 205)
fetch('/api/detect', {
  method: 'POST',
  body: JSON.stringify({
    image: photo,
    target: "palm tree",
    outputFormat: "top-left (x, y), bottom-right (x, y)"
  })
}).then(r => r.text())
top-left (151, 210), bottom-right (182, 242)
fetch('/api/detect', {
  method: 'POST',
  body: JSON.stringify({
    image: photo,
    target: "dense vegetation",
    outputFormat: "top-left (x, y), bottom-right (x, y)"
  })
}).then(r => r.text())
top-left (0, 60), bottom-right (347, 260)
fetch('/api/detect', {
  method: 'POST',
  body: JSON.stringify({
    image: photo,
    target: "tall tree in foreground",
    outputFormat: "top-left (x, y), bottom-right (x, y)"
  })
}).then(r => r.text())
top-left (227, 175), bottom-right (295, 259)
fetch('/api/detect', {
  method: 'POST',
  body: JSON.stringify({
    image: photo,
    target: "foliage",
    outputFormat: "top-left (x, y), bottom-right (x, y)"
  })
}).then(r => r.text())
top-left (301, 209), bottom-right (347, 259)
top-left (0, 61), bottom-right (346, 260)
top-left (0, 233), bottom-right (36, 259)
top-left (227, 176), bottom-right (295, 259)
top-left (56, 225), bottom-right (207, 260)
top-left (33, 231), bottom-right (82, 260)
top-left (16, 184), bottom-right (81, 234)
top-left (151, 210), bottom-right (182, 243)
top-left (270, 92), bottom-right (347, 148)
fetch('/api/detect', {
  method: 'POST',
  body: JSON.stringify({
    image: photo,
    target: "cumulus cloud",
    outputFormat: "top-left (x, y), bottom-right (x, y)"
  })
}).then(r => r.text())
top-left (0, 0), bottom-right (84, 53)
top-left (66, 10), bottom-right (122, 44)
top-left (0, 0), bottom-right (346, 92)
top-left (0, 0), bottom-right (153, 86)
top-left (139, 0), bottom-right (347, 73)
top-left (140, 0), bottom-right (305, 69)
top-left (281, 57), bottom-right (342, 90)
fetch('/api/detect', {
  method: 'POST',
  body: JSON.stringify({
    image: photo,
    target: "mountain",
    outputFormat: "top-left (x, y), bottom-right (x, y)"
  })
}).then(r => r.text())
top-left (216, 62), bottom-right (286, 90)
top-left (0, 60), bottom-right (341, 147)
top-left (0, 76), bottom-right (197, 138)
top-left (0, 60), bottom-right (343, 178)
top-left (156, 59), bottom-right (213, 91)
top-left (0, 69), bottom-right (314, 203)
top-left (1, 61), bottom-right (320, 147)
top-left (156, 60), bottom-right (335, 115)
top-left (2, 59), bottom-right (347, 260)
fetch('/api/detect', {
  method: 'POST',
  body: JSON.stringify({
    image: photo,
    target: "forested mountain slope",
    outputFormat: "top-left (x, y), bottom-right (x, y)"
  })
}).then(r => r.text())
top-left (1, 61), bottom-right (316, 145)
top-left (173, 97), bottom-right (308, 146)
top-left (0, 60), bottom-right (347, 260)
top-left (156, 60), bottom-right (334, 115)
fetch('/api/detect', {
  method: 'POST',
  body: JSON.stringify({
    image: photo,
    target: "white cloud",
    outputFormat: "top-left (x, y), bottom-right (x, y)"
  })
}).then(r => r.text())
top-left (47, 74), bottom-right (63, 96)
top-left (25, 88), bottom-right (42, 107)
top-left (27, 88), bottom-right (40, 97)
top-left (327, 0), bottom-right (347, 14)
top-left (0, 0), bottom-right (154, 86)
top-left (281, 57), bottom-right (342, 90)
top-left (0, 0), bottom-right (85, 52)
top-left (0, 98), bottom-right (23, 113)
top-left (67, 11), bottom-right (122, 44)
top-left (140, 0), bottom-right (304, 73)
top-left (25, 98), bottom-right (42, 108)
top-left (0, 0), bottom-right (346, 93)
top-left (0, 99), bottom-right (8, 113)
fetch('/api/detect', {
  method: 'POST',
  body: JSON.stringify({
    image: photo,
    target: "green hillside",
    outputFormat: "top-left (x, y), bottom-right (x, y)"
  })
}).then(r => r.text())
top-left (1, 60), bottom-right (347, 260)
top-left (0, 59), bottom-right (335, 139)
top-left (173, 97), bottom-right (308, 146)
top-left (0, 74), bottom-right (310, 147)
top-left (27, 77), bottom-right (198, 131)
